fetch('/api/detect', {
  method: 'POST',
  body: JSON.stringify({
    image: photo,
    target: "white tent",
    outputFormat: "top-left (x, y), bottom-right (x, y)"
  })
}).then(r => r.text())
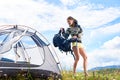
top-left (0, 25), bottom-right (61, 79)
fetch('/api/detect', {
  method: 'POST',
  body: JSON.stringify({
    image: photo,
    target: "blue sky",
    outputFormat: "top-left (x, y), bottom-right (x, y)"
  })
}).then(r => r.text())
top-left (0, 0), bottom-right (120, 70)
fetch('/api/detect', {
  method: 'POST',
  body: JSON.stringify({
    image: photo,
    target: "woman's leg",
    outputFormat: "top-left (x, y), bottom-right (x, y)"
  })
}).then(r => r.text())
top-left (72, 46), bottom-right (79, 74)
top-left (79, 48), bottom-right (88, 76)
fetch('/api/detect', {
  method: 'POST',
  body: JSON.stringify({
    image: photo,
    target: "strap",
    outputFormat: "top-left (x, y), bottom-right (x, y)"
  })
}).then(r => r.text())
top-left (70, 51), bottom-right (75, 60)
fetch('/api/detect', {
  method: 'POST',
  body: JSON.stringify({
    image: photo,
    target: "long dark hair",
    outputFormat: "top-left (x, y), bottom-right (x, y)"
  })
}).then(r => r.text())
top-left (67, 16), bottom-right (78, 27)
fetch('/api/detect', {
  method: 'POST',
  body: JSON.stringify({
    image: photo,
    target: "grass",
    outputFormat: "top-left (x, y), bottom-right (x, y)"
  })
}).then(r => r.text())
top-left (0, 69), bottom-right (120, 80)
top-left (62, 68), bottom-right (120, 80)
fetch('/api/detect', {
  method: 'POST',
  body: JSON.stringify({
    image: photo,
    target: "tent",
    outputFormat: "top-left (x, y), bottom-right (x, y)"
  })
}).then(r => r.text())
top-left (0, 25), bottom-right (61, 79)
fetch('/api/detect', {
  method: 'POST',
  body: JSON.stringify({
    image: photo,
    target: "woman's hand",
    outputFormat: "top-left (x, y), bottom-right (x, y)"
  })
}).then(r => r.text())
top-left (60, 28), bottom-right (64, 32)
top-left (59, 28), bottom-right (65, 33)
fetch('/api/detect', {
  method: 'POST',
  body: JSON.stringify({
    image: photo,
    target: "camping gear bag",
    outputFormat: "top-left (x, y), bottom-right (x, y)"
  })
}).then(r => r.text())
top-left (53, 33), bottom-right (72, 52)
top-left (53, 31), bottom-right (76, 59)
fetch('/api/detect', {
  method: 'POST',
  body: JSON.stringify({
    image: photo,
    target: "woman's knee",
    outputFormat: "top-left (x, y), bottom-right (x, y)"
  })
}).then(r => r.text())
top-left (84, 56), bottom-right (87, 61)
top-left (75, 57), bottom-right (79, 62)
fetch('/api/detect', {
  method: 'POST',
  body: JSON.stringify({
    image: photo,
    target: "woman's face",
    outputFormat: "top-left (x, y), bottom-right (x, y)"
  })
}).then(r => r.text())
top-left (67, 19), bottom-right (74, 26)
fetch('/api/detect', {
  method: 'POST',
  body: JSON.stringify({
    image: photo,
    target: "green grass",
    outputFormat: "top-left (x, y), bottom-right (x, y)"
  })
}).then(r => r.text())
top-left (0, 69), bottom-right (120, 80)
top-left (62, 69), bottom-right (120, 80)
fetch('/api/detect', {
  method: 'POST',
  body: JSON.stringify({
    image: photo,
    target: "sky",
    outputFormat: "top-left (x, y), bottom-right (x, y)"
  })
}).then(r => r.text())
top-left (0, 0), bottom-right (120, 70)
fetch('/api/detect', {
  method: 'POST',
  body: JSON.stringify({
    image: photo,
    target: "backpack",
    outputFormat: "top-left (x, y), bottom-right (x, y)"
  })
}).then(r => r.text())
top-left (53, 32), bottom-right (75, 60)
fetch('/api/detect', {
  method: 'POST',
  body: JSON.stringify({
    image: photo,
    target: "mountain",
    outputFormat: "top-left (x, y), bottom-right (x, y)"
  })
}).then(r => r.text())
top-left (90, 65), bottom-right (120, 71)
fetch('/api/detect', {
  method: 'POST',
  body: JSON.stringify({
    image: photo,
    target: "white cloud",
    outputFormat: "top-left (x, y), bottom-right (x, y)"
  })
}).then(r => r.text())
top-left (0, 0), bottom-right (66, 31)
top-left (87, 23), bottom-right (120, 46)
top-left (87, 36), bottom-right (120, 69)
top-left (88, 48), bottom-right (120, 69)
top-left (102, 36), bottom-right (120, 49)
top-left (101, 23), bottom-right (120, 34)
top-left (61, 5), bottom-right (120, 28)
top-left (0, 0), bottom-right (120, 32)
top-left (77, 7), bottom-right (120, 28)
top-left (60, 0), bottom-right (81, 6)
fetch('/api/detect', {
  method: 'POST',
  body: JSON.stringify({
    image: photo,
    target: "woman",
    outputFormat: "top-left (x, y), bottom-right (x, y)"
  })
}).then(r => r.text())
top-left (61, 16), bottom-right (88, 76)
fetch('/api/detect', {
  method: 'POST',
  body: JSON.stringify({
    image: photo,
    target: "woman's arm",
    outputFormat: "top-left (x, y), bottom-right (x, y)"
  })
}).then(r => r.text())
top-left (78, 25), bottom-right (83, 33)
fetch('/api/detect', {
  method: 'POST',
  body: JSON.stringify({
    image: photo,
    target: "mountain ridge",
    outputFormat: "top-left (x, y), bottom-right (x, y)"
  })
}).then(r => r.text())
top-left (90, 65), bottom-right (120, 71)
